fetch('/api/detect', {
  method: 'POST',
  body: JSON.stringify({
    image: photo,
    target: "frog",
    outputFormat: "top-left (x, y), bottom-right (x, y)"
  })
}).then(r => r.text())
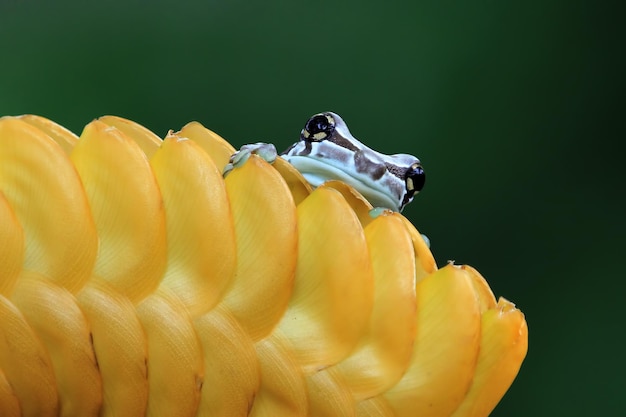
top-left (224, 111), bottom-right (425, 213)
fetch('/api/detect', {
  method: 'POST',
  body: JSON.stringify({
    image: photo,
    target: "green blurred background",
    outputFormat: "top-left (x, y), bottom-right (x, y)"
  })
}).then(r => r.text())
top-left (1, 0), bottom-right (623, 415)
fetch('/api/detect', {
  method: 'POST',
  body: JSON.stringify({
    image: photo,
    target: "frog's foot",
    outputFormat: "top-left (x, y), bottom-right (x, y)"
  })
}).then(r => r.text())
top-left (223, 142), bottom-right (278, 177)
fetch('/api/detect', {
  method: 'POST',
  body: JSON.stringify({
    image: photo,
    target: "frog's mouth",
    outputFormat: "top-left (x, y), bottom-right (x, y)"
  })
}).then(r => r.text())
top-left (284, 155), bottom-right (401, 212)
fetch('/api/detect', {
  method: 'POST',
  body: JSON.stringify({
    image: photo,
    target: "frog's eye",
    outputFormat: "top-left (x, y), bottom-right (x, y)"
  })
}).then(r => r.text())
top-left (302, 113), bottom-right (335, 142)
top-left (405, 162), bottom-right (425, 197)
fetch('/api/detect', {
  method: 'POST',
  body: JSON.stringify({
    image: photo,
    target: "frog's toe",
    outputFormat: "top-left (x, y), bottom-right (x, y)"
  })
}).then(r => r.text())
top-left (222, 162), bottom-right (235, 177)
top-left (248, 143), bottom-right (278, 164)
top-left (368, 207), bottom-right (390, 219)
top-left (223, 142), bottom-right (277, 177)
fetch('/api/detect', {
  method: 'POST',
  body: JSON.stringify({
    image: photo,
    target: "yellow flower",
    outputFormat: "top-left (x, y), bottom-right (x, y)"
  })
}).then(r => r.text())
top-left (0, 114), bottom-right (527, 417)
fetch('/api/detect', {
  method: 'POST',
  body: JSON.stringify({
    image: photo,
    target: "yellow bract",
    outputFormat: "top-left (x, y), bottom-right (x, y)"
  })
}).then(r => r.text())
top-left (76, 280), bottom-right (149, 417)
top-left (150, 134), bottom-right (236, 316)
top-left (0, 118), bottom-right (97, 294)
top-left (0, 114), bottom-right (527, 417)
top-left (71, 120), bottom-right (167, 303)
top-left (222, 155), bottom-right (298, 341)
top-left (278, 186), bottom-right (374, 373)
top-left (332, 212), bottom-right (417, 400)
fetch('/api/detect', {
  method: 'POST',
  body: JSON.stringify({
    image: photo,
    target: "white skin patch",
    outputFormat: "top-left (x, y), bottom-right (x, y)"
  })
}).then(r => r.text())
top-left (226, 112), bottom-right (424, 211)
top-left (282, 112), bottom-right (423, 212)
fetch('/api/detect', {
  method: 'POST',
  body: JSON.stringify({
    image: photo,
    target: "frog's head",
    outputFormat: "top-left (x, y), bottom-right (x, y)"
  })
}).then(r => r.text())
top-left (281, 112), bottom-right (425, 212)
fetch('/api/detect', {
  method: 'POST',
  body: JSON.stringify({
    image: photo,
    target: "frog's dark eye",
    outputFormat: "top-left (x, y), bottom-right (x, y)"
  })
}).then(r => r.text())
top-left (405, 163), bottom-right (425, 197)
top-left (302, 113), bottom-right (335, 142)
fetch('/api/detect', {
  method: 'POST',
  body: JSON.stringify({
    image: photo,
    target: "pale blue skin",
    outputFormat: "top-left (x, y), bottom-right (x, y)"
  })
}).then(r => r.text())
top-left (224, 112), bottom-right (425, 213)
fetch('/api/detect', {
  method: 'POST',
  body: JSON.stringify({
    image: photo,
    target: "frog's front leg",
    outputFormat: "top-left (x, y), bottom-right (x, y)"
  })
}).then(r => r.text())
top-left (223, 142), bottom-right (278, 177)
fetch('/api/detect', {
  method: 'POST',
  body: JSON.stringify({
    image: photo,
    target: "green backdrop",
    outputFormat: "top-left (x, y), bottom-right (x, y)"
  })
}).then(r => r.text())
top-left (1, 1), bottom-right (623, 415)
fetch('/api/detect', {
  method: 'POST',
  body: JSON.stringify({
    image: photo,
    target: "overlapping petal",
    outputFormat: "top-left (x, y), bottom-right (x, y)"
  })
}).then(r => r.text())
top-left (277, 185), bottom-right (374, 372)
top-left (149, 134), bottom-right (236, 316)
top-left (71, 120), bottom-right (167, 302)
top-left (222, 154), bottom-right (298, 341)
top-left (12, 272), bottom-right (102, 417)
top-left (0, 192), bottom-right (23, 295)
top-left (0, 293), bottom-right (57, 416)
top-left (0, 114), bottom-right (527, 417)
top-left (0, 367), bottom-right (20, 417)
top-left (0, 117), bottom-right (97, 293)
top-left (76, 280), bottom-right (149, 417)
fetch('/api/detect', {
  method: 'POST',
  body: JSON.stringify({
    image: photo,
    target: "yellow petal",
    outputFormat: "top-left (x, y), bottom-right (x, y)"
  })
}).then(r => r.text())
top-left (193, 306), bottom-right (260, 417)
top-left (149, 134), bottom-right (236, 316)
top-left (464, 265), bottom-right (497, 312)
top-left (136, 289), bottom-right (204, 417)
top-left (98, 115), bottom-right (163, 158)
top-left (250, 332), bottom-right (308, 417)
top-left (272, 156), bottom-right (312, 206)
top-left (71, 120), bottom-right (167, 303)
top-left (17, 114), bottom-right (78, 155)
top-left (222, 155), bottom-right (298, 341)
top-left (320, 180), bottom-right (374, 227)
top-left (0, 117), bottom-right (97, 293)
top-left (306, 368), bottom-right (355, 417)
top-left (278, 186), bottom-right (374, 372)
top-left (0, 368), bottom-right (21, 417)
top-left (0, 192), bottom-right (24, 296)
top-left (384, 264), bottom-right (481, 417)
top-left (356, 396), bottom-right (395, 417)
top-left (11, 272), bottom-right (102, 417)
top-left (399, 215), bottom-right (437, 282)
top-left (177, 121), bottom-right (236, 171)
top-left (0, 294), bottom-right (58, 417)
top-left (451, 298), bottom-right (528, 417)
top-left (76, 280), bottom-right (148, 417)
top-left (330, 212), bottom-right (417, 399)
